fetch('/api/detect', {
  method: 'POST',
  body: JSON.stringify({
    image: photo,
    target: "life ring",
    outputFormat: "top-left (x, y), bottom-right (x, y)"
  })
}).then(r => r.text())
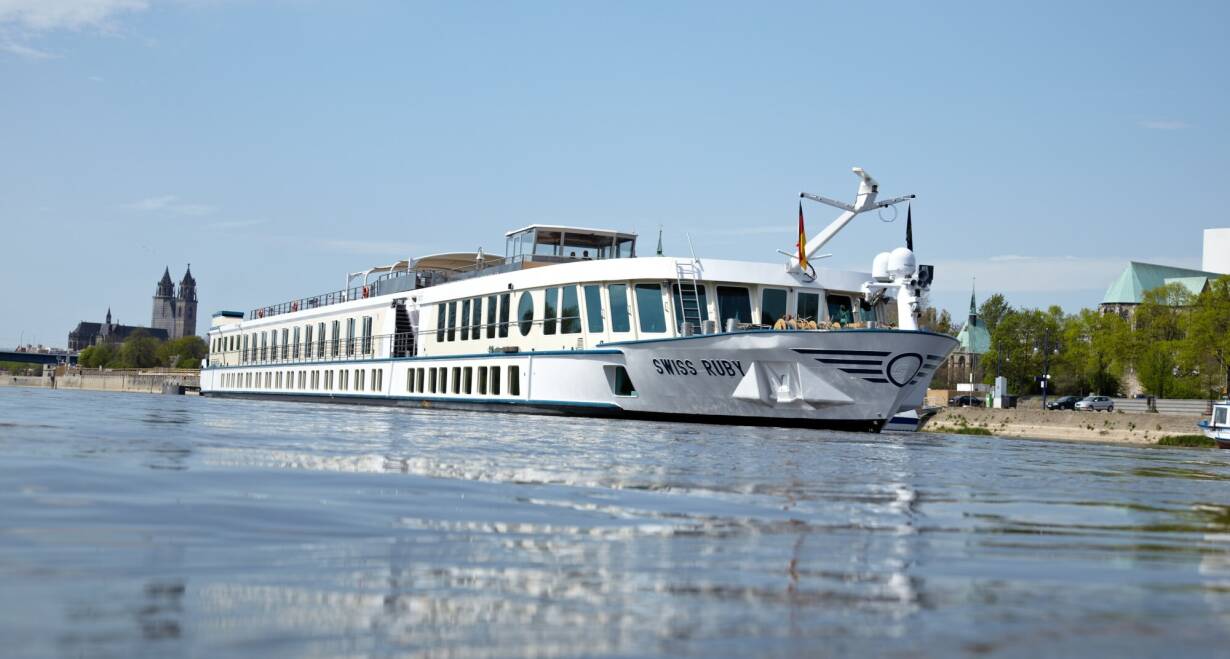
top-left (291, 301), bottom-right (299, 312)
top-left (257, 309), bottom-right (265, 318)
top-left (362, 286), bottom-right (370, 299)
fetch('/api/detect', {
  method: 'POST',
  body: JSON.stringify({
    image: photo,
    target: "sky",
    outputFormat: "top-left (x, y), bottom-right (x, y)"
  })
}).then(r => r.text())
top-left (2, 0), bottom-right (1227, 348)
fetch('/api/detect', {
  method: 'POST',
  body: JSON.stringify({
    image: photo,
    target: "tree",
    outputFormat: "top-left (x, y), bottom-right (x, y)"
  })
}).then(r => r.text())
top-left (117, 330), bottom-right (160, 369)
top-left (156, 336), bottom-right (207, 368)
top-left (978, 294), bottom-right (1012, 336)
top-left (919, 306), bottom-right (955, 335)
top-left (1181, 275), bottom-right (1230, 398)
top-left (77, 344), bottom-right (115, 369)
top-left (1132, 283), bottom-right (1192, 398)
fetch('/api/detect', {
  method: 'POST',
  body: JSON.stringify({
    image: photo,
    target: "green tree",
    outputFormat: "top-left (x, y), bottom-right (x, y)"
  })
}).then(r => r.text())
top-left (978, 294), bottom-right (1012, 336)
top-left (117, 330), bottom-right (160, 369)
top-left (1132, 283), bottom-right (1192, 398)
top-left (77, 344), bottom-right (116, 369)
top-left (156, 336), bottom-right (207, 368)
top-left (1181, 275), bottom-right (1230, 397)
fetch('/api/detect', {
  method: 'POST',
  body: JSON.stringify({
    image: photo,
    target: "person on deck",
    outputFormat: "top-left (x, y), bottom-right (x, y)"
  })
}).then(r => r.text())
top-left (773, 316), bottom-right (788, 330)
top-left (786, 314), bottom-right (799, 330)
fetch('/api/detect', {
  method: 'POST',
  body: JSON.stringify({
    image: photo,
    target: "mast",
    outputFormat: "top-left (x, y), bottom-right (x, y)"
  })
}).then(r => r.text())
top-left (790, 167), bottom-right (914, 272)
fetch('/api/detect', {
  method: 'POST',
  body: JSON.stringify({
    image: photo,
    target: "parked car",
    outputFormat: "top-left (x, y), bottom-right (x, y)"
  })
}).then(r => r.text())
top-left (949, 395), bottom-right (985, 408)
top-left (1047, 395), bottom-right (1082, 410)
top-left (1075, 395), bottom-right (1115, 412)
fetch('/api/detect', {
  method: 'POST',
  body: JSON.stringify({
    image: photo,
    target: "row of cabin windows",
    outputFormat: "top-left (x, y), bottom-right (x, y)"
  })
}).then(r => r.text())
top-left (436, 293), bottom-right (513, 342)
top-left (220, 367), bottom-right (383, 392)
top-left (216, 316), bottom-right (375, 363)
top-left (426, 283), bottom-right (875, 344)
top-left (405, 365), bottom-right (521, 397)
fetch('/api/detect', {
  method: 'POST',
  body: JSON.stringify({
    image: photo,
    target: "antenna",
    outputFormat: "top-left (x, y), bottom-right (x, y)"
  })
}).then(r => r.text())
top-left (792, 167), bottom-right (914, 273)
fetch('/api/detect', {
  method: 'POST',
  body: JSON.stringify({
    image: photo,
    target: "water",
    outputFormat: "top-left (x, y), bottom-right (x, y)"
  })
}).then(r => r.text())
top-left (1, 388), bottom-right (1229, 658)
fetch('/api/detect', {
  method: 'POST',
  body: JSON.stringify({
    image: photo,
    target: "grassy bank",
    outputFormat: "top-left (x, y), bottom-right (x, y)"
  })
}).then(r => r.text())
top-left (927, 407), bottom-right (1207, 446)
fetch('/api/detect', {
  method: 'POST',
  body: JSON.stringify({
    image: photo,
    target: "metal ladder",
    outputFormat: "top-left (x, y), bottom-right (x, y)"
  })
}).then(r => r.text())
top-left (675, 259), bottom-right (704, 333)
top-left (392, 300), bottom-right (415, 357)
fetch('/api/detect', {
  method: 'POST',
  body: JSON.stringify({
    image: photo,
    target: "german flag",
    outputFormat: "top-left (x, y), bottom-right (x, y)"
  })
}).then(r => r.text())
top-left (797, 202), bottom-right (808, 271)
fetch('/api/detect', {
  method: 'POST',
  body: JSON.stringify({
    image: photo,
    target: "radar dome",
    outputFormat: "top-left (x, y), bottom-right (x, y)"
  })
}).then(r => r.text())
top-left (872, 252), bottom-right (892, 282)
top-left (887, 247), bottom-right (916, 279)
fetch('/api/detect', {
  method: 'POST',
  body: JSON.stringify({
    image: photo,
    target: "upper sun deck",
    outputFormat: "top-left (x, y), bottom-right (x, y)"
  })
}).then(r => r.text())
top-left (504, 225), bottom-right (638, 265)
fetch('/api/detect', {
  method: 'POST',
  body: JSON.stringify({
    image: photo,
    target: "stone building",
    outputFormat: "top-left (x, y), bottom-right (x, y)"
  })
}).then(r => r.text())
top-left (68, 308), bottom-right (169, 350)
top-left (947, 287), bottom-right (991, 386)
top-left (151, 265), bottom-right (198, 340)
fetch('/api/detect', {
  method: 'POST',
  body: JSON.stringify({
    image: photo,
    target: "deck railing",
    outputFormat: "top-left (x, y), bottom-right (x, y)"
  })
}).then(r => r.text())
top-left (247, 274), bottom-right (422, 321)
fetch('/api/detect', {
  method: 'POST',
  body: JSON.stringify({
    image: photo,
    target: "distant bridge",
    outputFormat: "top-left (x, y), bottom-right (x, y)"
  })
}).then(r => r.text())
top-left (0, 350), bottom-right (77, 365)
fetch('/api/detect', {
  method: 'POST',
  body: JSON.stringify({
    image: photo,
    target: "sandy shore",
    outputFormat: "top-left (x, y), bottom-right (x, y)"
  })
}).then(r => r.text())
top-left (927, 407), bottom-right (1205, 445)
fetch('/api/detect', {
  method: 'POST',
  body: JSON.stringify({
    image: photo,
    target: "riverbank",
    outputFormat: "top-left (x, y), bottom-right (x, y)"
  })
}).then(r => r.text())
top-left (0, 369), bottom-right (199, 395)
top-left (928, 407), bottom-right (1206, 445)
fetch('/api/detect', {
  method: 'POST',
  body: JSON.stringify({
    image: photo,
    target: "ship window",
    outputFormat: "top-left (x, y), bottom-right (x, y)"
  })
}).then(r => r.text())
top-left (276, 371), bottom-right (282, 388)
top-left (517, 292), bottom-right (534, 336)
top-left (436, 304), bottom-right (446, 342)
top-left (451, 367), bottom-right (461, 394)
top-left (407, 369), bottom-right (414, 392)
top-left (560, 286), bottom-right (581, 334)
top-left (498, 293), bottom-right (511, 338)
top-left (608, 284), bottom-right (631, 333)
top-left (761, 288), bottom-right (788, 326)
top-left (241, 335), bottom-right (248, 363)
top-left (584, 285), bottom-right (604, 333)
top-left (341, 369), bottom-right (349, 390)
top-left (463, 367), bottom-right (472, 395)
top-left (282, 328), bottom-right (290, 359)
top-left (447, 302), bottom-right (457, 342)
top-left (716, 286), bottom-right (752, 328)
top-left (461, 299), bottom-right (471, 341)
top-left (490, 366), bottom-right (501, 395)
top-left (331, 320), bottom-right (341, 357)
top-left (509, 365), bottom-right (520, 396)
top-left (544, 287), bottom-right (559, 335)
top-left (486, 295), bottom-right (498, 339)
top-left (345, 318), bottom-right (356, 355)
top-left (266, 372), bottom-right (272, 388)
top-left (634, 284), bottom-right (667, 333)
top-left (429, 368), bottom-right (438, 393)
top-left (478, 367), bottom-right (487, 395)
top-left (472, 298), bottom-right (483, 340)
top-left (293, 327), bottom-right (301, 358)
top-left (859, 299), bottom-right (877, 323)
top-left (439, 367), bottom-right (447, 393)
top-left (416, 368), bottom-right (424, 393)
top-left (362, 316), bottom-right (373, 354)
top-left (797, 292), bottom-right (821, 325)
top-left (826, 294), bottom-right (855, 324)
top-left (671, 283), bottom-right (710, 329)
top-left (298, 371), bottom-right (306, 389)
top-left (263, 332), bottom-right (270, 361)
top-left (1215, 407), bottom-right (1227, 426)
top-left (304, 325), bottom-right (313, 358)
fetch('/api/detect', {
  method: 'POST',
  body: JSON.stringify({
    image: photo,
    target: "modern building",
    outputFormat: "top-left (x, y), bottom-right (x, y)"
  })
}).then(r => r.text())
top-left (151, 265), bottom-right (198, 340)
top-left (947, 286), bottom-right (991, 385)
top-left (68, 308), bottom-right (169, 350)
top-left (1204, 228), bottom-right (1230, 275)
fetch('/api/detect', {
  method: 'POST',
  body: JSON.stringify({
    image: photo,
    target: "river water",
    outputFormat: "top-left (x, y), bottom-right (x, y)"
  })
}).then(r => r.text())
top-left (1, 388), bottom-right (1229, 657)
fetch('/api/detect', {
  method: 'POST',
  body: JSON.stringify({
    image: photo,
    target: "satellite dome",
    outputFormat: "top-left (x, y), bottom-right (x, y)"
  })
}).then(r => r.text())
top-left (872, 252), bottom-right (892, 282)
top-left (887, 247), bottom-right (916, 279)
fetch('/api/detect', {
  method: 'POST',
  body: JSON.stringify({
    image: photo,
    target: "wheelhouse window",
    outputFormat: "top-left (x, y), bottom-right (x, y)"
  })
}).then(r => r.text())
top-left (671, 283), bottom-right (710, 329)
top-left (608, 284), bottom-right (630, 333)
top-left (797, 292), bottom-right (821, 325)
top-left (716, 286), bottom-right (752, 327)
top-left (634, 283), bottom-right (667, 333)
top-left (584, 285), bottom-right (604, 333)
top-left (560, 285), bottom-right (581, 334)
top-left (859, 299), bottom-right (878, 323)
top-left (827, 294), bottom-right (855, 324)
top-left (518, 291), bottom-right (534, 336)
top-left (544, 287), bottom-right (559, 335)
top-left (760, 288), bottom-right (788, 326)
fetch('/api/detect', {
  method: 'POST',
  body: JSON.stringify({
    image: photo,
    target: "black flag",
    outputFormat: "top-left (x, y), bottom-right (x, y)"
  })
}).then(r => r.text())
top-left (905, 203), bottom-right (914, 251)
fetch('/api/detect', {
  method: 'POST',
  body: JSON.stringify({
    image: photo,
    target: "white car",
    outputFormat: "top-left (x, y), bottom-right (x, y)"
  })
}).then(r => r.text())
top-left (1075, 396), bottom-right (1114, 412)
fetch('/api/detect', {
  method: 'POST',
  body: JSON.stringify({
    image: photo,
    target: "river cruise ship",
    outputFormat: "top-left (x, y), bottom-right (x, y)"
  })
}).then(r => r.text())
top-left (201, 168), bottom-right (958, 432)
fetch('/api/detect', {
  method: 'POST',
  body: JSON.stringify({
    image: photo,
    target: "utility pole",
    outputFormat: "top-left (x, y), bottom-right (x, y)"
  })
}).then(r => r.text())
top-left (1040, 328), bottom-right (1051, 411)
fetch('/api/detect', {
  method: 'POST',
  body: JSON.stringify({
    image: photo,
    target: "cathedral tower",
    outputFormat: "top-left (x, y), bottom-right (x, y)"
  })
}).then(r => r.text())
top-left (152, 266), bottom-right (177, 337)
top-left (175, 265), bottom-right (198, 339)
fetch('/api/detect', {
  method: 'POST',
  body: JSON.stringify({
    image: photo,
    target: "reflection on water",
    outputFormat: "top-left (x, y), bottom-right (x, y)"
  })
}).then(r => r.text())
top-left (1, 387), bottom-right (1229, 657)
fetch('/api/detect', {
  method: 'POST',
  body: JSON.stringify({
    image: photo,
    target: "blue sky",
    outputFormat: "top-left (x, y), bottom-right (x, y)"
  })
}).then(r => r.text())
top-left (2, 1), bottom-right (1227, 348)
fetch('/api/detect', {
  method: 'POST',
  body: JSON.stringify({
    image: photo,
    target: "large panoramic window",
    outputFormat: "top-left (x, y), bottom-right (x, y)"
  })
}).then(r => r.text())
top-left (304, 325), bottom-right (313, 358)
top-left (361, 316), bottom-right (373, 354)
top-left (797, 292), bottom-right (821, 325)
top-left (716, 286), bottom-right (752, 328)
top-left (584, 285), bottom-right (604, 333)
top-left (436, 304), bottom-right (446, 342)
top-left (543, 287), bottom-right (559, 335)
top-left (461, 300), bottom-right (471, 341)
top-left (560, 285), bottom-right (580, 334)
top-left (472, 298), bottom-right (483, 339)
top-left (671, 283), bottom-right (710, 330)
top-left (761, 288), bottom-right (787, 326)
top-left (498, 292), bottom-right (511, 338)
top-left (447, 301), bottom-right (457, 342)
top-left (517, 291), bottom-right (534, 336)
top-left (281, 328), bottom-right (289, 359)
top-left (331, 320), bottom-right (341, 357)
top-left (634, 283), bottom-right (667, 333)
top-left (608, 284), bottom-right (630, 333)
top-left (293, 327), bottom-right (301, 358)
top-left (346, 318), bottom-right (356, 355)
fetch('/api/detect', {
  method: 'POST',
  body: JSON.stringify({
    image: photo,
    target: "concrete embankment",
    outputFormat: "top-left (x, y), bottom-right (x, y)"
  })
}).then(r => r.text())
top-left (928, 407), bottom-right (1205, 445)
top-left (0, 370), bottom-right (199, 395)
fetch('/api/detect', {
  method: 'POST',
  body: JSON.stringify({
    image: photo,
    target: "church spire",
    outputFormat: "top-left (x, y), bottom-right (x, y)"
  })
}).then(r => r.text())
top-left (968, 278), bottom-right (979, 324)
top-left (105, 307), bottom-right (112, 325)
top-left (157, 266), bottom-right (174, 297)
